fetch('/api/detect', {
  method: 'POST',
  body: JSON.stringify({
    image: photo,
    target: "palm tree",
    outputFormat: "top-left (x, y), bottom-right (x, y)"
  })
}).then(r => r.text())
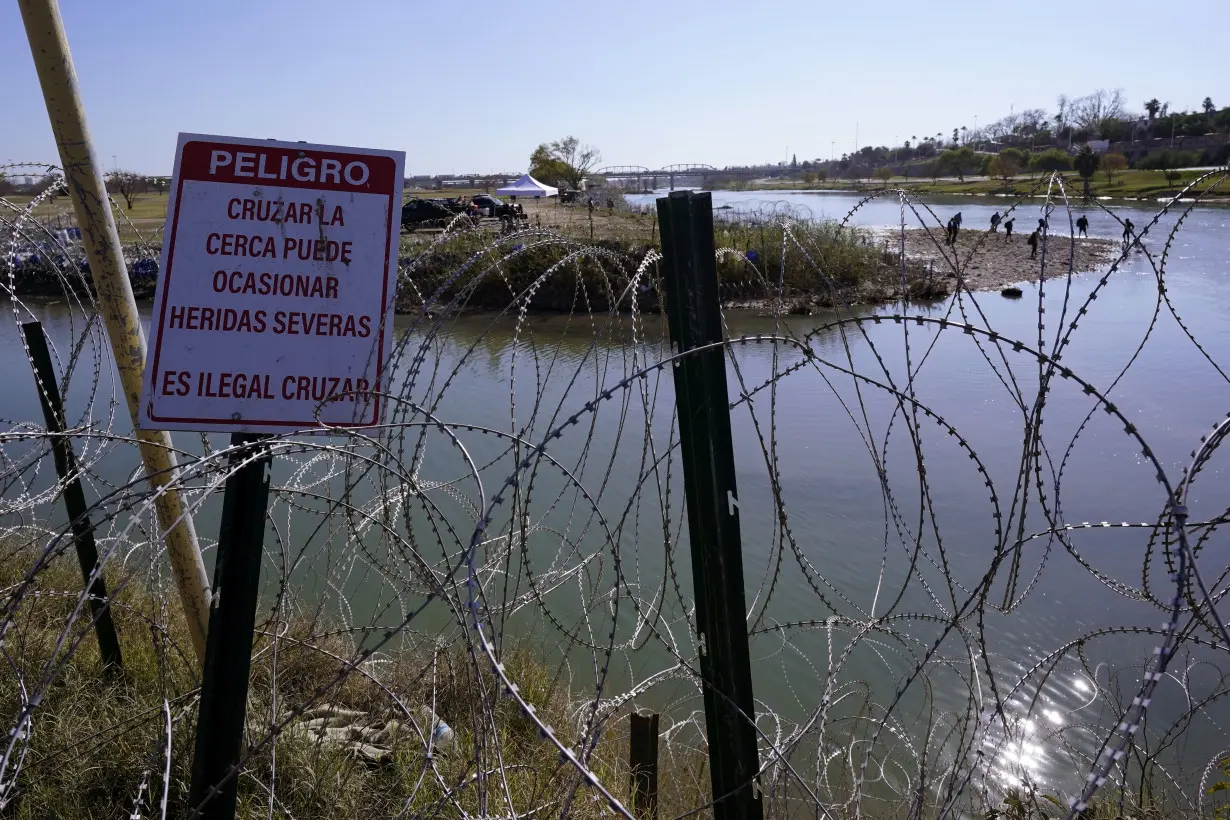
top-left (1073, 145), bottom-right (1100, 197)
top-left (1144, 99), bottom-right (1161, 120)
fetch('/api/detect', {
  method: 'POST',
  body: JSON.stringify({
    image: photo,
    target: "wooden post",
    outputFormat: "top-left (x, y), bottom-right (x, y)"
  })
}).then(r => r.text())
top-left (629, 712), bottom-right (660, 820)
top-left (656, 190), bottom-right (762, 820)
top-left (21, 321), bottom-right (123, 672)
top-left (18, 0), bottom-right (213, 664)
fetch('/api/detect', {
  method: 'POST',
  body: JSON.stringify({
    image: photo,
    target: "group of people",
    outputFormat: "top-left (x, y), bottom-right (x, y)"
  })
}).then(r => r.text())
top-left (946, 210), bottom-right (1139, 261)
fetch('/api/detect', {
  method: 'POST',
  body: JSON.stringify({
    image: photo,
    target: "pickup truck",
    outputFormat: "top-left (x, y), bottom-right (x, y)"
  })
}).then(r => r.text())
top-left (470, 194), bottom-right (520, 218)
top-left (401, 199), bottom-right (459, 231)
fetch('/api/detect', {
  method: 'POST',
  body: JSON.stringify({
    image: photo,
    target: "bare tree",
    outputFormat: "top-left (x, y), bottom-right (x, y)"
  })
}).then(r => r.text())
top-left (1068, 89), bottom-right (1128, 134)
top-left (1018, 109), bottom-right (1048, 135)
top-left (984, 115), bottom-right (1017, 141)
top-left (106, 170), bottom-right (145, 210)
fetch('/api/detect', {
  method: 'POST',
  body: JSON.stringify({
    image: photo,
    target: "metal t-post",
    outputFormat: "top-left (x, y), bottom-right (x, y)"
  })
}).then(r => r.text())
top-left (18, 0), bottom-right (213, 663)
top-left (655, 190), bottom-right (762, 820)
top-left (188, 433), bottom-right (273, 820)
top-left (22, 321), bottom-right (123, 672)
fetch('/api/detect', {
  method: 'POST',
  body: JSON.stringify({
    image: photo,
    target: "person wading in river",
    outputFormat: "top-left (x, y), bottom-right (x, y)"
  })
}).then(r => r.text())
top-left (1123, 217), bottom-right (1134, 244)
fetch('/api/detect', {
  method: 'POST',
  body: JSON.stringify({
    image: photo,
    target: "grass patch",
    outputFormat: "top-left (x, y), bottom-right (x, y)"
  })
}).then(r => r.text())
top-left (0, 532), bottom-right (651, 819)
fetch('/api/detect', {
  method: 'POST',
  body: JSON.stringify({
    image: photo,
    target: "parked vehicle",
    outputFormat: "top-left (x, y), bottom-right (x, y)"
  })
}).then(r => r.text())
top-left (469, 194), bottom-right (513, 218)
top-left (401, 199), bottom-right (458, 231)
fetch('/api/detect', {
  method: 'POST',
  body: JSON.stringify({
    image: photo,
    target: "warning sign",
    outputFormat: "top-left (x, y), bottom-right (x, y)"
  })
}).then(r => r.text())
top-left (138, 133), bottom-right (405, 433)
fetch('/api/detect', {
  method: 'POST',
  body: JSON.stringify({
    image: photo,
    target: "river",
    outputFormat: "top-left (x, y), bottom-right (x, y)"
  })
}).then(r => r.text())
top-left (3, 188), bottom-right (1228, 801)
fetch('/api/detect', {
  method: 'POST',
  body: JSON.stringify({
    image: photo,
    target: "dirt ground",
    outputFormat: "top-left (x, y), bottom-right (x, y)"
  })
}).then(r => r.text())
top-left (891, 227), bottom-right (1117, 291)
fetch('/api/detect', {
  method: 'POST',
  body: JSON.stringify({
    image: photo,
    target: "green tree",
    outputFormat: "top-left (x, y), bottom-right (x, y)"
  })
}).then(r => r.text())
top-left (1137, 149), bottom-right (1200, 170)
top-left (999, 147), bottom-right (1028, 168)
top-left (1203, 97), bottom-right (1216, 116)
top-left (802, 171), bottom-right (817, 187)
top-left (528, 137), bottom-right (601, 190)
top-left (987, 154), bottom-right (1020, 181)
top-left (529, 145), bottom-right (570, 188)
top-left (873, 166), bottom-right (892, 188)
top-left (937, 146), bottom-right (979, 182)
top-left (1073, 145), bottom-right (1100, 196)
top-left (1029, 148), bottom-right (1074, 172)
top-left (815, 169), bottom-right (827, 185)
top-left (1100, 152), bottom-right (1128, 183)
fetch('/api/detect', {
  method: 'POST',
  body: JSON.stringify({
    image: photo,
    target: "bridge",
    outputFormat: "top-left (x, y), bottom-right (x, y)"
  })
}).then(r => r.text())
top-left (595, 164), bottom-right (720, 190)
top-left (407, 161), bottom-right (800, 194)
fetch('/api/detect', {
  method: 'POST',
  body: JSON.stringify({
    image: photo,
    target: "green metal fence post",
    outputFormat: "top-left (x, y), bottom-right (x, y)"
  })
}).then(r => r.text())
top-left (188, 433), bottom-right (273, 820)
top-left (21, 320), bottom-right (123, 672)
top-left (629, 711), bottom-right (660, 820)
top-left (655, 190), bottom-right (763, 820)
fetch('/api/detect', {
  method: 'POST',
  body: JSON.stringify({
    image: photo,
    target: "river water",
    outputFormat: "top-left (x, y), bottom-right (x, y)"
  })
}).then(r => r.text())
top-left (3, 188), bottom-right (1228, 800)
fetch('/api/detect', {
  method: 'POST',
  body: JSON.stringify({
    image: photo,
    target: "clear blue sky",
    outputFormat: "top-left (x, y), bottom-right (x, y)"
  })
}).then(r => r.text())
top-left (3, 0), bottom-right (1225, 176)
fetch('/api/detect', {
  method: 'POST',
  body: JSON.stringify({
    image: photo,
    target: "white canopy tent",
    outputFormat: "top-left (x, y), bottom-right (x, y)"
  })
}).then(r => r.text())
top-left (495, 174), bottom-right (558, 198)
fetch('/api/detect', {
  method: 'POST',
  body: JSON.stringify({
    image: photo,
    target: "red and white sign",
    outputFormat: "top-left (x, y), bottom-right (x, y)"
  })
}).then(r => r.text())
top-left (138, 133), bottom-right (405, 433)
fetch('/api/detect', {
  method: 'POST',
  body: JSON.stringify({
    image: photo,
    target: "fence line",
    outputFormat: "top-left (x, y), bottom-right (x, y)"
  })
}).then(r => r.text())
top-left (1, 165), bottom-right (1229, 819)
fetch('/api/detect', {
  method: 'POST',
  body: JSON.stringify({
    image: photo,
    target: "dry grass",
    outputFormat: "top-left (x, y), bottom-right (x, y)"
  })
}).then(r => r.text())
top-left (0, 531), bottom-right (662, 819)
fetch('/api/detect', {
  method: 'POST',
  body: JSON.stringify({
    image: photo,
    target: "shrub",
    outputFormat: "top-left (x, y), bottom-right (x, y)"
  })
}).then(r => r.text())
top-left (1136, 149), bottom-right (1200, 170)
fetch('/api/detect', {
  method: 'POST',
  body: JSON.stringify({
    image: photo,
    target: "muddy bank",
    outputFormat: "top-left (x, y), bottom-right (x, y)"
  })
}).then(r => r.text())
top-left (894, 228), bottom-right (1116, 292)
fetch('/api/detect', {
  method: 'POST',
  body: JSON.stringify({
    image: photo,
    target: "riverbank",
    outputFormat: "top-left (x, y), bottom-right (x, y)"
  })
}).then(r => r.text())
top-left (393, 218), bottom-right (949, 316)
top-left (892, 228), bottom-right (1117, 291)
top-left (713, 167), bottom-right (1230, 201)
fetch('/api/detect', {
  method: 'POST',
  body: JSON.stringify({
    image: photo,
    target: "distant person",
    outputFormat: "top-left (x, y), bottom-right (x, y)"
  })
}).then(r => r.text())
top-left (607, 197), bottom-right (615, 213)
top-left (1037, 217), bottom-right (1048, 232)
top-left (945, 217), bottom-right (957, 245)
top-left (989, 212), bottom-right (1001, 232)
top-left (1076, 215), bottom-right (1089, 237)
top-left (953, 212), bottom-right (963, 231)
top-left (1122, 218), bottom-right (1134, 243)
top-left (1003, 218), bottom-right (1015, 240)
top-left (1027, 229), bottom-right (1039, 259)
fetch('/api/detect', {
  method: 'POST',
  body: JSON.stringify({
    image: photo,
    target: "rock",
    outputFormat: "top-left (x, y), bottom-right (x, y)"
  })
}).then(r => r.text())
top-left (1000, 286), bottom-right (1023, 298)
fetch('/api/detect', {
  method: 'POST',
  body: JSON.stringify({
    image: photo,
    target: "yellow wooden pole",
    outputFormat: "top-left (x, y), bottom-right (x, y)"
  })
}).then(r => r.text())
top-left (18, 0), bottom-right (212, 663)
